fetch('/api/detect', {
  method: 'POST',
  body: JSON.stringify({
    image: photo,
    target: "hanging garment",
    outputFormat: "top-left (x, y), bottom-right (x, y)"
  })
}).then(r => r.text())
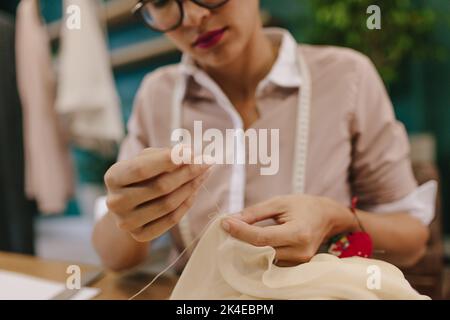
top-left (0, 10), bottom-right (36, 254)
top-left (170, 216), bottom-right (429, 300)
top-left (56, 0), bottom-right (124, 155)
top-left (15, 0), bottom-right (74, 214)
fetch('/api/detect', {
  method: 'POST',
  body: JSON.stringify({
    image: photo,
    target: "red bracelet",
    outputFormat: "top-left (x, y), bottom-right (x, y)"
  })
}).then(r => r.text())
top-left (350, 197), bottom-right (365, 232)
top-left (328, 197), bottom-right (373, 259)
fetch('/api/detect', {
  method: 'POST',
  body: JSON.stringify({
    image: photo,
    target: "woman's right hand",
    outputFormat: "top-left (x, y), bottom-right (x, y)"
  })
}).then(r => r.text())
top-left (104, 147), bottom-right (211, 242)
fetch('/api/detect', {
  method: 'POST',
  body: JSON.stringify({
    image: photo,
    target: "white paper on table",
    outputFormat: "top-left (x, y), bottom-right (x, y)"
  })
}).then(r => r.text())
top-left (0, 270), bottom-right (100, 300)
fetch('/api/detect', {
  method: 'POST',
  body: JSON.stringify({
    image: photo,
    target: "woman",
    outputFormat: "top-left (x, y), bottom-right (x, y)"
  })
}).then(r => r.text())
top-left (93, 0), bottom-right (435, 271)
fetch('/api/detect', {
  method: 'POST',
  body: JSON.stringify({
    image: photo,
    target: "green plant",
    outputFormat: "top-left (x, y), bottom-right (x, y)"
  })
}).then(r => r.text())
top-left (302, 0), bottom-right (445, 84)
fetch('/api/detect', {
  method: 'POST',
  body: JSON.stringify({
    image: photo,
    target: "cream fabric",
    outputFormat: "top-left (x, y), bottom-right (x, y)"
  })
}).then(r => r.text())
top-left (170, 216), bottom-right (429, 300)
top-left (56, 0), bottom-right (124, 155)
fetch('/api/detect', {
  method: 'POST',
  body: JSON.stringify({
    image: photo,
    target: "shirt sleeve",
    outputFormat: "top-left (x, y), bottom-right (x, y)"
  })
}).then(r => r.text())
top-left (364, 181), bottom-right (437, 225)
top-left (349, 55), bottom-right (418, 206)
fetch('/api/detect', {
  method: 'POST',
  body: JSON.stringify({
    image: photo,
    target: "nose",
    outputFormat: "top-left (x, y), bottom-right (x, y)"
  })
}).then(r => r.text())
top-left (182, 1), bottom-right (211, 28)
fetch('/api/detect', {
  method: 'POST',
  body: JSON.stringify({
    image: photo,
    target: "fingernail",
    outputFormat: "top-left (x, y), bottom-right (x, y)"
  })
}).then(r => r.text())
top-left (221, 220), bottom-right (231, 232)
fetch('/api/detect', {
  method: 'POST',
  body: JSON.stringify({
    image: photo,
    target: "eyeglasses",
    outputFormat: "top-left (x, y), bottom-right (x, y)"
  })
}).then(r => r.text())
top-left (132, 0), bottom-right (230, 33)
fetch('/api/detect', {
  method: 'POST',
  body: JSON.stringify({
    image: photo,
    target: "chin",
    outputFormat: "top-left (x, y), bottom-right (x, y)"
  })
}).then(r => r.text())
top-left (195, 42), bottom-right (243, 70)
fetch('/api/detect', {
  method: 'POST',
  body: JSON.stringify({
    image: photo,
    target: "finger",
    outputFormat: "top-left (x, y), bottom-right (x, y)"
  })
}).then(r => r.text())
top-left (117, 172), bottom-right (206, 231)
top-left (131, 188), bottom-right (199, 242)
top-left (274, 260), bottom-right (299, 267)
top-left (140, 147), bottom-right (162, 155)
top-left (274, 246), bottom-right (314, 264)
top-left (112, 163), bottom-right (212, 211)
top-left (221, 218), bottom-right (294, 247)
top-left (105, 149), bottom-right (181, 189)
top-left (236, 196), bottom-right (287, 224)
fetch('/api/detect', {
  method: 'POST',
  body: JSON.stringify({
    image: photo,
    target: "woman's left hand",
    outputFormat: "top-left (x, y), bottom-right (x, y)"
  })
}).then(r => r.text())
top-left (221, 194), bottom-right (356, 267)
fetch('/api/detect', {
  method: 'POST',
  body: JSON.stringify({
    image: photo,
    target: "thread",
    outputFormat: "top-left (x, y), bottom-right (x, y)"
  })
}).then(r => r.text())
top-left (128, 183), bottom-right (224, 300)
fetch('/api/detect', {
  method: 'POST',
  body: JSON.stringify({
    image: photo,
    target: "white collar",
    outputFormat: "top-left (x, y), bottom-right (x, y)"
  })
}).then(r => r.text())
top-left (257, 27), bottom-right (302, 89)
top-left (180, 27), bottom-right (302, 92)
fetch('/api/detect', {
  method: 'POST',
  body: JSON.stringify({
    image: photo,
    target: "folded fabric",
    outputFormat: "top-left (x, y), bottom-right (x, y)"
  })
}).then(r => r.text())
top-left (170, 215), bottom-right (429, 300)
top-left (15, 0), bottom-right (74, 214)
top-left (56, 0), bottom-right (124, 155)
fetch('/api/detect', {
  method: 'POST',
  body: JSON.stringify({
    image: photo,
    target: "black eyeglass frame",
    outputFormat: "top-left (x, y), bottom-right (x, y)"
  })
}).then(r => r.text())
top-left (132, 0), bottom-right (230, 33)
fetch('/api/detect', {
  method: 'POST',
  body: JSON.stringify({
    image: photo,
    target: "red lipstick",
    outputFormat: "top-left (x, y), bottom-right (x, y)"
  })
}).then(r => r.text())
top-left (193, 27), bottom-right (228, 49)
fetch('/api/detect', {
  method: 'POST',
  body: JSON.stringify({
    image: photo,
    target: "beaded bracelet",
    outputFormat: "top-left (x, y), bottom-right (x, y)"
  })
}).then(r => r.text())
top-left (327, 197), bottom-right (373, 259)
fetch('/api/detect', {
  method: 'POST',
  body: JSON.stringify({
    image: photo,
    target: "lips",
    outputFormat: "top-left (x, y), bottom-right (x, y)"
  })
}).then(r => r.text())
top-left (193, 27), bottom-right (228, 49)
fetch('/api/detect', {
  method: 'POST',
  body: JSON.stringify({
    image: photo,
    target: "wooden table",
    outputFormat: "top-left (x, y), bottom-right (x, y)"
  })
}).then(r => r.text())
top-left (0, 252), bottom-right (178, 300)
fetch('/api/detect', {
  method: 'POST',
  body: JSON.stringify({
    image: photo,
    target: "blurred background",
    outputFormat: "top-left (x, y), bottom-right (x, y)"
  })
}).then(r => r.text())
top-left (0, 0), bottom-right (449, 298)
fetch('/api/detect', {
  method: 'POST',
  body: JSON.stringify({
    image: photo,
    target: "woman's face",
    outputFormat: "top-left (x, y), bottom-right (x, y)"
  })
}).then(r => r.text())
top-left (165, 0), bottom-right (261, 69)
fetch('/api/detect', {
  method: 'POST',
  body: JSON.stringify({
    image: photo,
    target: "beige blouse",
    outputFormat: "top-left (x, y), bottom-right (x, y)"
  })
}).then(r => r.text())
top-left (117, 28), bottom-right (421, 255)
